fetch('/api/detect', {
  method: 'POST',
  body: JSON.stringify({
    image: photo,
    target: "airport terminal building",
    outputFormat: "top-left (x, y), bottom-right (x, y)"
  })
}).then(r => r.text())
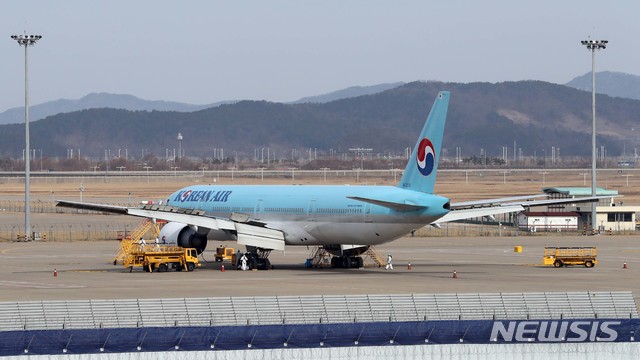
top-left (529, 187), bottom-right (640, 232)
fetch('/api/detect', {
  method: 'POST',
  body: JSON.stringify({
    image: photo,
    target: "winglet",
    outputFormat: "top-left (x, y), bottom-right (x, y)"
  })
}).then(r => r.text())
top-left (398, 91), bottom-right (450, 193)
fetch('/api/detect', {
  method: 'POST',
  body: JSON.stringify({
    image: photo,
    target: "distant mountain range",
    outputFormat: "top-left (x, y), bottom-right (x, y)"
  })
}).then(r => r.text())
top-left (0, 93), bottom-right (235, 125)
top-left (0, 84), bottom-right (406, 125)
top-left (290, 83), bottom-right (405, 104)
top-left (2, 72), bottom-right (639, 127)
top-left (1, 80), bottom-right (639, 160)
top-left (565, 71), bottom-right (640, 100)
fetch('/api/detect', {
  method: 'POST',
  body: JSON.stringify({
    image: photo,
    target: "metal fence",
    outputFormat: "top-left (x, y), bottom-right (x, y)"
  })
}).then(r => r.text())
top-left (0, 292), bottom-right (636, 331)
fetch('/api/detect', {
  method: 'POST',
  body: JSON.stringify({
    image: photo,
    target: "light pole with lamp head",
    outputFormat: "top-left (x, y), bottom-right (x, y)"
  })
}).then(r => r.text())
top-left (11, 34), bottom-right (42, 241)
top-left (581, 39), bottom-right (607, 233)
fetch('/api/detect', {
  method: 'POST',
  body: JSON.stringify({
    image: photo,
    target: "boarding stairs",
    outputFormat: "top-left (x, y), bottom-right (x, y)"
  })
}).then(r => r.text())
top-left (308, 247), bottom-right (332, 268)
top-left (362, 246), bottom-right (385, 268)
top-left (113, 219), bottom-right (163, 266)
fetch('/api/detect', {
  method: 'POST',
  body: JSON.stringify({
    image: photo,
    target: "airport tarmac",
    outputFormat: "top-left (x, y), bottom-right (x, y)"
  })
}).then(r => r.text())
top-left (0, 234), bottom-right (638, 304)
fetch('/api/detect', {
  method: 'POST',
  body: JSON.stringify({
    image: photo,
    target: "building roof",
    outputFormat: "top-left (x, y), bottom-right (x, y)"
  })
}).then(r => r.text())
top-left (542, 187), bottom-right (619, 196)
top-left (521, 212), bottom-right (580, 217)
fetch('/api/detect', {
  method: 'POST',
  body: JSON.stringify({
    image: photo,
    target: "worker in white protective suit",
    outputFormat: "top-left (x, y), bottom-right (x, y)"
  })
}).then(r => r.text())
top-left (385, 254), bottom-right (393, 270)
top-left (240, 254), bottom-right (248, 271)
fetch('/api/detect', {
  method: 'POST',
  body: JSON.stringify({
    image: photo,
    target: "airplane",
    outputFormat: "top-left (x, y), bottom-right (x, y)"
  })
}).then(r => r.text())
top-left (57, 91), bottom-right (605, 270)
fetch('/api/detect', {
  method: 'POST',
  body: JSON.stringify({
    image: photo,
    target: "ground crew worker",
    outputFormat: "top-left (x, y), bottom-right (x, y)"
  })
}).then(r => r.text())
top-left (240, 253), bottom-right (248, 271)
top-left (138, 238), bottom-right (146, 251)
top-left (385, 254), bottom-right (393, 270)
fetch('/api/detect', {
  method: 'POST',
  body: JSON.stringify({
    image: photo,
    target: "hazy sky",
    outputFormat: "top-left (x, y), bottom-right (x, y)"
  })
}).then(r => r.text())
top-left (0, 1), bottom-right (636, 112)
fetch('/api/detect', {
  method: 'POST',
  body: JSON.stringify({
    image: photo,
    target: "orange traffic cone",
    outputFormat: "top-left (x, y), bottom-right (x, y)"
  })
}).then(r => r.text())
top-left (623, 262), bottom-right (628, 269)
top-left (452, 270), bottom-right (457, 279)
top-left (53, 269), bottom-right (58, 277)
top-left (407, 262), bottom-right (412, 270)
top-left (221, 265), bottom-right (225, 272)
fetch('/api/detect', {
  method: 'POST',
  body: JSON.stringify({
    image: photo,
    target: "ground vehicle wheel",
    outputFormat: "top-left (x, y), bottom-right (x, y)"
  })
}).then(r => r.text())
top-left (584, 260), bottom-right (594, 268)
top-left (553, 260), bottom-right (563, 268)
top-left (249, 257), bottom-right (258, 270)
top-left (186, 262), bottom-right (195, 272)
top-left (175, 264), bottom-right (183, 272)
top-left (158, 263), bottom-right (168, 272)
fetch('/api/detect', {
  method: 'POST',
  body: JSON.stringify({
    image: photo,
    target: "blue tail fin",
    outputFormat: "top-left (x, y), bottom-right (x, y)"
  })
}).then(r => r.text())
top-left (398, 91), bottom-right (450, 193)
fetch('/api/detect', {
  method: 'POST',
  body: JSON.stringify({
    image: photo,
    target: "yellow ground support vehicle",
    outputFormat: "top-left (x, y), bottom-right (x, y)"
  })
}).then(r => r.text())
top-left (543, 247), bottom-right (597, 268)
top-left (127, 245), bottom-right (201, 273)
top-left (214, 246), bottom-right (237, 263)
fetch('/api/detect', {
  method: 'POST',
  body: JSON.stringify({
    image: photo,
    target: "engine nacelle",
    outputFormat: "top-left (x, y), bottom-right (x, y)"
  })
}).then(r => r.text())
top-left (158, 222), bottom-right (208, 254)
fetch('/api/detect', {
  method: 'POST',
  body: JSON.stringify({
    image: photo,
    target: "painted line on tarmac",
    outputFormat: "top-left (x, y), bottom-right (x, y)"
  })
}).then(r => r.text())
top-left (0, 280), bottom-right (85, 289)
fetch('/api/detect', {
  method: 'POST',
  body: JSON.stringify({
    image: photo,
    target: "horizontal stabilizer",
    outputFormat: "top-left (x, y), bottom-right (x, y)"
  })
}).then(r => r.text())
top-left (451, 195), bottom-right (546, 209)
top-left (347, 196), bottom-right (426, 212)
top-left (435, 205), bottom-right (525, 223)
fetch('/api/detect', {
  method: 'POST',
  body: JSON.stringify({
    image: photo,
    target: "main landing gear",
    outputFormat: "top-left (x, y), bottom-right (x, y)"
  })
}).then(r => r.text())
top-left (236, 247), bottom-right (273, 270)
top-left (330, 256), bottom-right (364, 269)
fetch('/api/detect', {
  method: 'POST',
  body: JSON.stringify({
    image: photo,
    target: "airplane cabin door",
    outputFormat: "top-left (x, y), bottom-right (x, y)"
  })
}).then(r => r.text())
top-left (308, 199), bottom-right (316, 221)
top-left (364, 204), bottom-right (373, 223)
top-left (255, 199), bottom-right (264, 220)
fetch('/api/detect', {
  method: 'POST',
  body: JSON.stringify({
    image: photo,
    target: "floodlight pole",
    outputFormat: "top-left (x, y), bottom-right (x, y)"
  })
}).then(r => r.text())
top-left (11, 34), bottom-right (42, 241)
top-left (581, 39), bottom-right (607, 233)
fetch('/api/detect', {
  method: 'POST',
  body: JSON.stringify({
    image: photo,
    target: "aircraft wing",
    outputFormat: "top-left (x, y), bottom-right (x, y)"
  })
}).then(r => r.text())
top-left (56, 200), bottom-right (286, 251)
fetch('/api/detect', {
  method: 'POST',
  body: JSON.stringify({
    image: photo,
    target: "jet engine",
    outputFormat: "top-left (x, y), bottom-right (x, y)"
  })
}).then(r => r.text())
top-left (158, 222), bottom-right (208, 254)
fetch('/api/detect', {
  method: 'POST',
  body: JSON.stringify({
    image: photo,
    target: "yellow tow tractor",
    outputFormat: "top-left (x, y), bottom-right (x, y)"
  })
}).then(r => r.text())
top-left (543, 247), bottom-right (597, 268)
top-left (127, 245), bottom-right (201, 273)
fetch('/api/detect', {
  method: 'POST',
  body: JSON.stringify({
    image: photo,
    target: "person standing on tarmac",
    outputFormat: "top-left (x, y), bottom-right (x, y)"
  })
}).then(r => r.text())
top-left (385, 254), bottom-right (393, 270)
top-left (240, 253), bottom-right (248, 271)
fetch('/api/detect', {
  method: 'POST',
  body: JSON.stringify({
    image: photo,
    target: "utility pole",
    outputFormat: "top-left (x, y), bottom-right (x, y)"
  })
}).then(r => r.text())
top-left (11, 33), bottom-right (42, 241)
top-left (581, 38), bottom-right (607, 233)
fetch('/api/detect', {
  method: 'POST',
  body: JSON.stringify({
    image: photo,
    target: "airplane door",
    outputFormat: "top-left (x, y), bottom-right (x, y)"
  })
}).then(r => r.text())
top-left (255, 199), bottom-right (264, 220)
top-left (364, 204), bottom-right (373, 223)
top-left (308, 200), bottom-right (316, 221)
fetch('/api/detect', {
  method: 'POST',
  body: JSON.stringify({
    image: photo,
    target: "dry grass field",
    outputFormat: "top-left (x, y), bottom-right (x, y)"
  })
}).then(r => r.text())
top-left (1, 168), bottom-right (639, 204)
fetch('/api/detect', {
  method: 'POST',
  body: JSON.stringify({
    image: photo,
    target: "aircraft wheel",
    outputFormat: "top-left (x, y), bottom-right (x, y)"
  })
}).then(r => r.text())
top-left (260, 258), bottom-right (271, 270)
top-left (342, 257), bottom-right (350, 269)
top-left (249, 257), bottom-right (258, 270)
